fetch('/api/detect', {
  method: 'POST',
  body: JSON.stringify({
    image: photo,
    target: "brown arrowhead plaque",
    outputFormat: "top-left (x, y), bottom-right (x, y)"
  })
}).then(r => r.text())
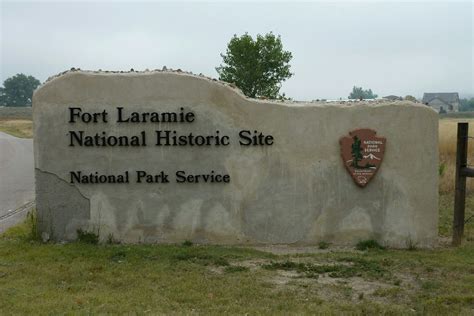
top-left (340, 129), bottom-right (386, 187)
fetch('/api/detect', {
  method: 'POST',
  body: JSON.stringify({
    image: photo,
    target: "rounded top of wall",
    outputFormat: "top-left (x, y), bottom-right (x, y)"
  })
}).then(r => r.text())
top-left (34, 67), bottom-right (433, 111)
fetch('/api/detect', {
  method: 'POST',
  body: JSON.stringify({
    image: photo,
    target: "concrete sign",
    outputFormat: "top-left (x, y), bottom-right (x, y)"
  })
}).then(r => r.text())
top-left (33, 70), bottom-right (439, 247)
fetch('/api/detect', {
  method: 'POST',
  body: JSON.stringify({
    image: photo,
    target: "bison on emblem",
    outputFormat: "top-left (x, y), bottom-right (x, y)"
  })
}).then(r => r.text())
top-left (340, 129), bottom-right (386, 187)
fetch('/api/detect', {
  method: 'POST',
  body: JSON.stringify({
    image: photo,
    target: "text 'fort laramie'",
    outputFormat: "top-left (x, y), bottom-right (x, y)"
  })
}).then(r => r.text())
top-left (68, 107), bottom-right (274, 147)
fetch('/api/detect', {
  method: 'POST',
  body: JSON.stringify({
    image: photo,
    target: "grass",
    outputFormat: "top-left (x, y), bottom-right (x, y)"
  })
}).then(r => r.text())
top-left (439, 193), bottom-right (474, 240)
top-left (1, 221), bottom-right (473, 314)
top-left (0, 119), bottom-right (33, 138)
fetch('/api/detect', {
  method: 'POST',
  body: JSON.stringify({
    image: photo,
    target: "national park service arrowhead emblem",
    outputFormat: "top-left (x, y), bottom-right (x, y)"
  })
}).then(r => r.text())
top-left (340, 129), bottom-right (386, 187)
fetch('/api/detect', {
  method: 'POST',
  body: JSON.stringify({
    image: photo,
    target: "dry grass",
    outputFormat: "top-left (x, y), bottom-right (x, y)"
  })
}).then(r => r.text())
top-left (439, 118), bottom-right (474, 193)
top-left (0, 119), bottom-right (33, 138)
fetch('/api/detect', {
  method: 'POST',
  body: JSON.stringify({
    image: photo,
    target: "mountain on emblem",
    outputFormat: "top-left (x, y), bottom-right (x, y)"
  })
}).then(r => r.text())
top-left (340, 129), bottom-right (386, 187)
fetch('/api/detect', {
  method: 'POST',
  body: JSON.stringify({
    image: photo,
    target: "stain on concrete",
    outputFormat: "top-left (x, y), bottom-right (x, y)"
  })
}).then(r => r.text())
top-left (35, 169), bottom-right (90, 240)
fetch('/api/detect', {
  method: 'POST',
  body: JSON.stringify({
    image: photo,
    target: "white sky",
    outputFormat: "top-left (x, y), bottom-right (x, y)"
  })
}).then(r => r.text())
top-left (1, 0), bottom-right (473, 100)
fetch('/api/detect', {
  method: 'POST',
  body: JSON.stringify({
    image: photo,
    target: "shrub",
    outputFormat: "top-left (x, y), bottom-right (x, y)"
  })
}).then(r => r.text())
top-left (356, 239), bottom-right (385, 251)
top-left (182, 240), bottom-right (193, 247)
top-left (406, 238), bottom-right (418, 251)
top-left (318, 241), bottom-right (330, 249)
top-left (76, 228), bottom-right (99, 244)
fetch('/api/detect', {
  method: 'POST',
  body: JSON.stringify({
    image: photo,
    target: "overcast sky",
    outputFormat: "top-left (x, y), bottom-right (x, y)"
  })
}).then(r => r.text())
top-left (1, 1), bottom-right (472, 100)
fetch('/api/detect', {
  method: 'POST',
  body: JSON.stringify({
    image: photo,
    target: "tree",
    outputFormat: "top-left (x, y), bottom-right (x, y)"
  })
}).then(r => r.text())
top-left (460, 98), bottom-right (474, 112)
top-left (351, 136), bottom-right (363, 168)
top-left (216, 32), bottom-right (293, 99)
top-left (0, 74), bottom-right (41, 106)
top-left (404, 95), bottom-right (417, 102)
top-left (348, 86), bottom-right (378, 100)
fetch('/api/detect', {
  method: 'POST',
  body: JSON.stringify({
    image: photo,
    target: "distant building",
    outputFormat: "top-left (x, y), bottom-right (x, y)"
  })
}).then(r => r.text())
top-left (422, 92), bottom-right (460, 113)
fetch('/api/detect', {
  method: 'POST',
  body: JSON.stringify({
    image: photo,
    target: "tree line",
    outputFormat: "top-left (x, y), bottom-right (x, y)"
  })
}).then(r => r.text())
top-left (0, 74), bottom-right (40, 106)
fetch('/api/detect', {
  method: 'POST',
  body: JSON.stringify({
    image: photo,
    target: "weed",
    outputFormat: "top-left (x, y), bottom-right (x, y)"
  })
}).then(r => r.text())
top-left (439, 163), bottom-right (446, 176)
top-left (318, 241), bottom-right (330, 249)
top-left (106, 233), bottom-right (119, 245)
top-left (406, 238), bottom-right (418, 251)
top-left (76, 229), bottom-right (99, 244)
top-left (182, 240), bottom-right (193, 247)
top-left (356, 239), bottom-right (385, 251)
top-left (263, 260), bottom-right (302, 271)
top-left (26, 210), bottom-right (40, 241)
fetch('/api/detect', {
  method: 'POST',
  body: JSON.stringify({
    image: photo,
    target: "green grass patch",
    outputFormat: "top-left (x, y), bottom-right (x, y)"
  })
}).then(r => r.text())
top-left (1, 205), bottom-right (474, 313)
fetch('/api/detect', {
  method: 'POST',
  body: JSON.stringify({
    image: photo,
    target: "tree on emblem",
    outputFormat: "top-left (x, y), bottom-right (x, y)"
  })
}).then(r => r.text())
top-left (351, 136), bottom-right (363, 168)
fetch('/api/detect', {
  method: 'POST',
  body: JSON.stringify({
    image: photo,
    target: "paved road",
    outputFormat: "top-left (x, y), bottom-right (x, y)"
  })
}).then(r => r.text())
top-left (0, 132), bottom-right (34, 232)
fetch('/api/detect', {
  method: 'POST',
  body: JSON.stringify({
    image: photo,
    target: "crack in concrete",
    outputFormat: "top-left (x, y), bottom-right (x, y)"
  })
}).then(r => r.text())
top-left (34, 167), bottom-right (90, 202)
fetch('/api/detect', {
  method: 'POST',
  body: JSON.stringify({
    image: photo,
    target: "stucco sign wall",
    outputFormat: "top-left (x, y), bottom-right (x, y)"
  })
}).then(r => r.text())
top-left (33, 70), bottom-right (439, 247)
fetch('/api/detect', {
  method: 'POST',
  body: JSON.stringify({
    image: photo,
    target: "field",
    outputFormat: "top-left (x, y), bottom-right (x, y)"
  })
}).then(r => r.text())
top-left (0, 106), bottom-right (32, 120)
top-left (0, 120), bottom-right (33, 138)
top-left (438, 118), bottom-right (474, 242)
top-left (0, 115), bottom-right (473, 314)
top-left (0, 107), bottom-right (33, 138)
top-left (439, 118), bottom-right (474, 193)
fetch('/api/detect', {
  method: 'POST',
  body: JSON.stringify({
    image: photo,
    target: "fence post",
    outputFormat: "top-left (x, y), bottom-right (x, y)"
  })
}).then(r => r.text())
top-left (452, 122), bottom-right (468, 246)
